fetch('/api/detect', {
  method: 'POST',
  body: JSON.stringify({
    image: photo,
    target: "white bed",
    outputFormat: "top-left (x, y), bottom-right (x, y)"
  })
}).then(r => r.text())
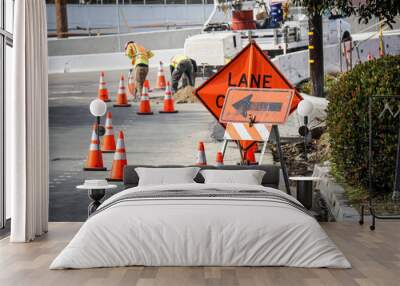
top-left (50, 183), bottom-right (351, 269)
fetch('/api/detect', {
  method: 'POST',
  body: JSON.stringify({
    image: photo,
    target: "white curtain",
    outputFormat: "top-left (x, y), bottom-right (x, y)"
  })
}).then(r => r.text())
top-left (8, 0), bottom-right (49, 242)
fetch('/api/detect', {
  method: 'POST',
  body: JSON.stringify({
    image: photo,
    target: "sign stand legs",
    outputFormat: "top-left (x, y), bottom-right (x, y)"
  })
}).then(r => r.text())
top-left (220, 140), bottom-right (245, 165)
top-left (258, 141), bottom-right (268, 165)
top-left (219, 126), bottom-right (291, 195)
top-left (273, 125), bottom-right (291, 195)
top-left (236, 140), bottom-right (245, 165)
top-left (221, 139), bottom-right (228, 157)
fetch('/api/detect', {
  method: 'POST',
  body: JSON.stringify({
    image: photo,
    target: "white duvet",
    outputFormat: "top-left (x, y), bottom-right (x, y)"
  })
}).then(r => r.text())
top-left (50, 183), bottom-right (351, 269)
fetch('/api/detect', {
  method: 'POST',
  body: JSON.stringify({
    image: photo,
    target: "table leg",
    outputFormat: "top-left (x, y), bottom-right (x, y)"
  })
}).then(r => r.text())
top-left (88, 189), bottom-right (106, 216)
top-left (297, 181), bottom-right (313, 210)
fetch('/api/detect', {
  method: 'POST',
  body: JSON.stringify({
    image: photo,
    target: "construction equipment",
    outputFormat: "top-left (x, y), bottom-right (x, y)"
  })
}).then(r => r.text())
top-left (184, 1), bottom-right (351, 70)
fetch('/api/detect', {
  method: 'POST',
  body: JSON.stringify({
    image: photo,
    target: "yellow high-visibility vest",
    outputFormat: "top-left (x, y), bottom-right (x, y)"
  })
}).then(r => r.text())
top-left (125, 43), bottom-right (154, 67)
top-left (170, 55), bottom-right (190, 68)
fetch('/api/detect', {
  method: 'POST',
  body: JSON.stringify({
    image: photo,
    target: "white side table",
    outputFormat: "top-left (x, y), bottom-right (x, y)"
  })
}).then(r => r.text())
top-left (289, 176), bottom-right (320, 210)
top-left (77, 180), bottom-right (117, 216)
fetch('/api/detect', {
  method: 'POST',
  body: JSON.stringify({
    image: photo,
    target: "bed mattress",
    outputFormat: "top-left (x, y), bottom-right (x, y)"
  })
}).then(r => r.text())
top-left (50, 183), bottom-right (351, 269)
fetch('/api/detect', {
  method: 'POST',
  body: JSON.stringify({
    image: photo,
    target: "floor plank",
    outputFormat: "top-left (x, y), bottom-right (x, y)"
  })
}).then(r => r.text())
top-left (0, 222), bottom-right (399, 286)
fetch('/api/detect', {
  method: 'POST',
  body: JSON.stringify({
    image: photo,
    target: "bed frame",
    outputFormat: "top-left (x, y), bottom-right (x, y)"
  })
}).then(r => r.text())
top-left (123, 165), bottom-right (281, 191)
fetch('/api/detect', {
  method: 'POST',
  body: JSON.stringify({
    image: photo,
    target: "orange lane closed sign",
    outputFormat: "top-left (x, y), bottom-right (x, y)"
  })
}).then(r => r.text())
top-left (195, 41), bottom-right (302, 124)
top-left (220, 88), bottom-right (294, 124)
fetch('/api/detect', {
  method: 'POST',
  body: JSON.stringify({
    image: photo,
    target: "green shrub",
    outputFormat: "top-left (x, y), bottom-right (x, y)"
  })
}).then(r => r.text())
top-left (327, 55), bottom-right (400, 193)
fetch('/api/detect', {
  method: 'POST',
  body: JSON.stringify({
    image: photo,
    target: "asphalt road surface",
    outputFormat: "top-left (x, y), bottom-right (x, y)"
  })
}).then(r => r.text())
top-left (49, 69), bottom-right (247, 221)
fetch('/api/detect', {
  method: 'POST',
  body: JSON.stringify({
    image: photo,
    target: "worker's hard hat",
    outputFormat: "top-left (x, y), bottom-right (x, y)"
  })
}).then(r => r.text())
top-left (124, 41), bottom-right (135, 51)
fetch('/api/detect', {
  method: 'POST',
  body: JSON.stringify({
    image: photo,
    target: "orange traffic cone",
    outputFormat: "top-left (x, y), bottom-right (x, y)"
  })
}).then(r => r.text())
top-left (216, 151), bottom-right (224, 166)
top-left (98, 71), bottom-right (110, 102)
top-left (244, 145), bottom-right (257, 165)
top-left (107, 131), bottom-right (127, 181)
top-left (144, 79), bottom-right (152, 92)
top-left (156, 61), bottom-right (167, 90)
top-left (196, 142), bottom-right (207, 166)
top-left (127, 69), bottom-right (136, 100)
top-left (113, 73), bottom-right (131, 107)
top-left (101, 112), bottom-right (116, 153)
top-left (84, 124), bottom-right (107, 171)
top-left (137, 86), bottom-right (153, 115)
top-left (159, 82), bottom-right (178, 114)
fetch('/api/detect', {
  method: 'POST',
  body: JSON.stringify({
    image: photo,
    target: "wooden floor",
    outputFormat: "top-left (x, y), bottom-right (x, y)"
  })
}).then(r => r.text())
top-left (0, 222), bottom-right (399, 286)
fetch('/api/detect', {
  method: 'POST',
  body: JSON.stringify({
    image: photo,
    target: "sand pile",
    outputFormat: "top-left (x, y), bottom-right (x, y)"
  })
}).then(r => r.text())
top-left (174, 86), bottom-right (198, 104)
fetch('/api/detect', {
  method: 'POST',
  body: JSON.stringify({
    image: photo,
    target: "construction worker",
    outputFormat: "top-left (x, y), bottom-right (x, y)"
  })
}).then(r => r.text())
top-left (170, 55), bottom-right (197, 93)
top-left (124, 41), bottom-right (154, 97)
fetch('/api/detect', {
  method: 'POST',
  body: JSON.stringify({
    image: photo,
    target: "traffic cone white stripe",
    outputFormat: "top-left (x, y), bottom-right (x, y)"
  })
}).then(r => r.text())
top-left (164, 85), bottom-right (172, 100)
top-left (90, 129), bottom-right (97, 142)
top-left (107, 130), bottom-right (127, 180)
top-left (118, 77), bottom-right (126, 93)
top-left (85, 123), bottom-right (106, 170)
top-left (90, 131), bottom-right (100, 149)
top-left (90, 143), bottom-right (98, 150)
top-left (104, 118), bottom-right (113, 134)
top-left (105, 127), bottom-right (113, 136)
top-left (99, 73), bottom-right (106, 90)
top-left (114, 152), bottom-right (126, 160)
top-left (156, 61), bottom-right (167, 89)
top-left (197, 152), bottom-right (206, 165)
top-left (116, 140), bottom-right (125, 149)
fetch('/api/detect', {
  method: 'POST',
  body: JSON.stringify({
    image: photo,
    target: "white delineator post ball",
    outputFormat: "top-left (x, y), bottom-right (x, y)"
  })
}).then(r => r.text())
top-left (297, 99), bottom-right (314, 117)
top-left (90, 99), bottom-right (107, 117)
top-left (89, 99), bottom-right (108, 153)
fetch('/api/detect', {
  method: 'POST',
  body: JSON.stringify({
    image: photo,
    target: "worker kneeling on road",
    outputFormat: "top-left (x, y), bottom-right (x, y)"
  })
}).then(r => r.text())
top-left (170, 55), bottom-right (197, 94)
top-left (125, 41), bottom-right (154, 97)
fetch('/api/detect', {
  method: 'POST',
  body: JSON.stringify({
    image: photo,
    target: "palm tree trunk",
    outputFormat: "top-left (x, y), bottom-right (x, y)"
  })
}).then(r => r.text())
top-left (55, 0), bottom-right (68, 38)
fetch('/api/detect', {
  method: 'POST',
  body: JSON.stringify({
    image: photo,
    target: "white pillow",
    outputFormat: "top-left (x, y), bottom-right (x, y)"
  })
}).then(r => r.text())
top-left (135, 167), bottom-right (200, 186)
top-left (200, 169), bottom-right (266, 185)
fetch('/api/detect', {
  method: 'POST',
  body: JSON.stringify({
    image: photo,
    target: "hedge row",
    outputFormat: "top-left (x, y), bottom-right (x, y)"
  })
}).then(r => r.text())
top-left (327, 55), bottom-right (400, 193)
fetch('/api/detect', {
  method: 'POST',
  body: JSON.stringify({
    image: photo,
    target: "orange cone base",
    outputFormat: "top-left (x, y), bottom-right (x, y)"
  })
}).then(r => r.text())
top-left (113, 104), bottom-right (131, 107)
top-left (101, 150), bottom-right (115, 153)
top-left (137, 111), bottom-right (154, 115)
top-left (159, 110), bottom-right (178, 114)
top-left (84, 167), bottom-right (107, 171)
top-left (106, 177), bottom-right (123, 182)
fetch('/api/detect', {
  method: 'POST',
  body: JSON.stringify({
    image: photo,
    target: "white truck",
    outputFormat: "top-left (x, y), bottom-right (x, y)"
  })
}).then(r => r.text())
top-left (184, 0), bottom-right (351, 71)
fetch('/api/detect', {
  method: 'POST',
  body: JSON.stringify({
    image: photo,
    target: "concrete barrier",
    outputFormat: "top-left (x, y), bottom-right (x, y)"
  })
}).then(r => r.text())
top-left (49, 48), bottom-right (183, 74)
top-left (48, 28), bottom-right (201, 56)
top-left (49, 31), bottom-right (400, 77)
top-left (313, 164), bottom-right (360, 222)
